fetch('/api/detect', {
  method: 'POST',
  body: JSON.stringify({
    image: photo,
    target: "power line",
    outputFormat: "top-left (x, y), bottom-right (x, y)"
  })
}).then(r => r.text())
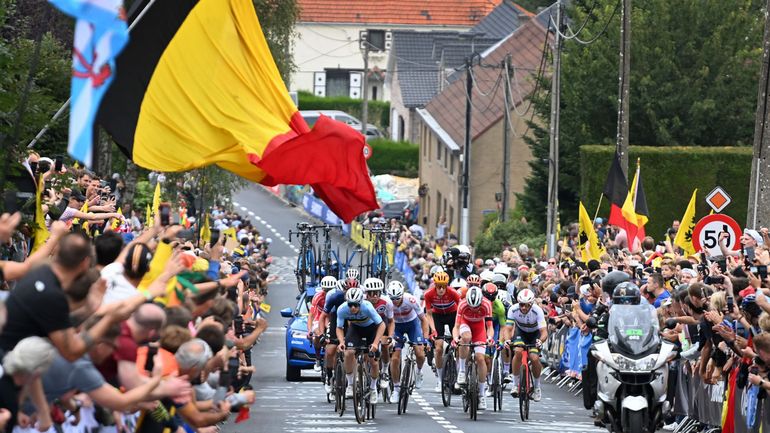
top-left (549, 0), bottom-right (600, 40)
top-left (548, 0), bottom-right (621, 45)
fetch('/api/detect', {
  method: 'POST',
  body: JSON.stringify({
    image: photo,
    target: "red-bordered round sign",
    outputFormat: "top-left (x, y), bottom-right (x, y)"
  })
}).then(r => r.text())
top-left (692, 214), bottom-right (742, 256)
top-left (363, 143), bottom-right (373, 160)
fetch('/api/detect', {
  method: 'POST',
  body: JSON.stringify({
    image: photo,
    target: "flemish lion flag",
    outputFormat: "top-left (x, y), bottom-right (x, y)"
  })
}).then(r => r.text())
top-left (32, 175), bottom-right (50, 253)
top-left (578, 202), bottom-right (605, 261)
top-left (97, 0), bottom-right (377, 222)
top-left (674, 189), bottom-right (697, 255)
top-left (200, 213), bottom-right (211, 243)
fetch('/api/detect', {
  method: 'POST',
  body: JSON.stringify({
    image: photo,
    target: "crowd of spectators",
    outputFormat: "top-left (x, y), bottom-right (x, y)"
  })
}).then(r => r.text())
top-left (0, 153), bottom-right (275, 433)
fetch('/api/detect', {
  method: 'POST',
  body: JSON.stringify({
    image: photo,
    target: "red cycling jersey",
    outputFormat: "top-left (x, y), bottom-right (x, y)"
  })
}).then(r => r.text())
top-left (456, 298), bottom-right (493, 325)
top-left (310, 290), bottom-right (327, 320)
top-left (423, 287), bottom-right (461, 314)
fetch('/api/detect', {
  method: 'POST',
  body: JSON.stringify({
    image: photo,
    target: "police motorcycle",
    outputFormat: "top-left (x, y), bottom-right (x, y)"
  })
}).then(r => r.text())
top-left (590, 282), bottom-right (676, 433)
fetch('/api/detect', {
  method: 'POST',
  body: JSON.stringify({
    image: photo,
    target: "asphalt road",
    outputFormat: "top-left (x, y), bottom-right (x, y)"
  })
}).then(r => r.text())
top-left (225, 186), bottom-right (605, 433)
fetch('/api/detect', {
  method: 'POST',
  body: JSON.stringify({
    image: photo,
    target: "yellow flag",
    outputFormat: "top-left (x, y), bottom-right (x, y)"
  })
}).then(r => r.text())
top-left (259, 303), bottom-right (271, 313)
top-left (222, 226), bottom-right (237, 240)
top-left (31, 175), bottom-right (50, 253)
top-left (146, 204), bottom-right (153, 228)
top-left (152, 181), bottom-right (161, 216)
top-left (73, 201), bottom-right (89, 232)
top-left (200, 214), bottom-right (211, 243)
top-left (578, 201), bottom-right (606, 261)
top-left (111, 207), bottom-right (123, 231)
top-left (673, 189), bottom-right (697, 255)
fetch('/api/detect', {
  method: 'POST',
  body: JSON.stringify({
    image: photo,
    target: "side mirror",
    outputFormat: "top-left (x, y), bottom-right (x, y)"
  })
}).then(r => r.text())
top-left (280, 307), bottom-right (293, 318)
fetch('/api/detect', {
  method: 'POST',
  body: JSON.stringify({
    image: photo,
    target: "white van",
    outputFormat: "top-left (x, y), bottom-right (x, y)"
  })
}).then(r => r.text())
top-left (299, 110), bottom-right (383, 141)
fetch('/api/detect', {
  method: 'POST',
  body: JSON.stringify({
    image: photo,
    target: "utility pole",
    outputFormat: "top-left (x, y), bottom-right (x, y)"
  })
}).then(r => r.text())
top-left (748, 0), bottom-right (770, 229)
top-left (546, 0), bottom-right (562, 258)
top-left (615, 0), bottom-right (632, 175)
top-left (361, 40), bottom-right (370, 136)
top-left (460, 55), bottom-right (475, 246)
top-left (501, 55), bottom-right (512, 222)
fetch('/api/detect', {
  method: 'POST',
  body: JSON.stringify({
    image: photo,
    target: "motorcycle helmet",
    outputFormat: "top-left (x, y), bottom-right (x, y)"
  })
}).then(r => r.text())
top-left (602, 270), bottom-right (631, 295)
top-left (612, 282), bottom-right (641, 305)
top-left (466, 286), bottom-right (483, 308)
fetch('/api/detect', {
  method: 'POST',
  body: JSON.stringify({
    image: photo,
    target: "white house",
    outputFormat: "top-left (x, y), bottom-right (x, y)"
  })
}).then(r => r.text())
top-left (292, 0), bottom-right (503, 103)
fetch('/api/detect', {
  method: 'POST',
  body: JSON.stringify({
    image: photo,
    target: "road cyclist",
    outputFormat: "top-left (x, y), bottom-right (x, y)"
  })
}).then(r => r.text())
top-left (503, 288), bottom-right (548, 402)
top-left (387, 280), bottom-right (430, 397)
top-left (453, 285), bottom-right (495, 411)
top-left (423, 270), bottom-right (461, 392)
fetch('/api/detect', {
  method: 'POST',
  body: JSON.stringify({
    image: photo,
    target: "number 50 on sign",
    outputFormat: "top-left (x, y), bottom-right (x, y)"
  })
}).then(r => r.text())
top-left (692, 214), bottom-right (742, 257)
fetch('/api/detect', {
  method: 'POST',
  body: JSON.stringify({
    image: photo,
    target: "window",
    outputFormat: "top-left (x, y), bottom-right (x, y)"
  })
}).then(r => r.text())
top-left (398, 115), bottom-right (405, 141)
top-left (372, 85), bottom-right (378, 101)
top-left (367, 29), bottom-right (386, 51)
top-left (436, 191), bottom-right (442, 227)
top-left (436, 141), bottom-right (442, 161)
top-left (422, 125), bottom-right (427, 157)
top-left (443, 147), bottom-right (448, 169)
top-left (449, 155), bottom-right (454, 175)
top-left (325, 69), bottom-right (350, 97)
top-left (449, 205), bottom-right (454, 230)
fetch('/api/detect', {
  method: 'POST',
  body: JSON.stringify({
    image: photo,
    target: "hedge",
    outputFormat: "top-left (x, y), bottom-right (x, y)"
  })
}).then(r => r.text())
top-left (580, 145), bottom-right (753, 240)
top-left (366, 138), bottom-right (418, 178)
top-left (297, 91), bottom-right (390, 129)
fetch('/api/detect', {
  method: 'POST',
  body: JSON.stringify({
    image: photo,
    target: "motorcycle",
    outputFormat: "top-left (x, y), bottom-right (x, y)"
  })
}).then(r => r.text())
top-left (591, 303), bottom-right (676, 433)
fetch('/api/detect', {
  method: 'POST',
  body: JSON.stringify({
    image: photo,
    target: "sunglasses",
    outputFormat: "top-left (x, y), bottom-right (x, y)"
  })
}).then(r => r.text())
top-left (348, 302), bottom-right (361, 308)
top-left (391, 296), bottom-right (403, 302)
top-left (367, 291), bottom-right (382, 297)
top-left (548, 261), bottom-right (556, 265)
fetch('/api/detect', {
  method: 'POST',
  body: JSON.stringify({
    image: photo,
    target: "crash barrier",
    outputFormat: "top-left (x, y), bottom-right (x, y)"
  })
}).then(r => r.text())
top-left (301, 193), bottom-right (350, 235)
top-left (348, 220), bottom-right (395, 264)
top-left (393, 251), bottom-right (417, 294)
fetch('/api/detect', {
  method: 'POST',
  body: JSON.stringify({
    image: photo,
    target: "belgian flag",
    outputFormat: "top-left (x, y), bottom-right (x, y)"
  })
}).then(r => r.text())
top-left (96, 0), bottom-right (377, 222)
top-left (602, 152), bottom-right (629, 231)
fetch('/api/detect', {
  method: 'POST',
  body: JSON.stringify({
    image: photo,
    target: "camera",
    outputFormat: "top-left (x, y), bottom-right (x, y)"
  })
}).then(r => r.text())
top-left (704, 275), bottom-right (724, 285)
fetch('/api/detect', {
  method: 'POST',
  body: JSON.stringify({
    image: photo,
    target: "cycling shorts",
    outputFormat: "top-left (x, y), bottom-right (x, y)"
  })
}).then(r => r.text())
top-left (325, 312), bottom-right (343, 344)
top-left (394, 318), bottom-right (425, 349)
top-left (459, 321), bottom-right (488, 354)
top-left (512, 327), bottom-right (540, 353)
top-left (345, 323), bottom-right (379, 349)
top-left (432, 312), bottom-right (456, 339)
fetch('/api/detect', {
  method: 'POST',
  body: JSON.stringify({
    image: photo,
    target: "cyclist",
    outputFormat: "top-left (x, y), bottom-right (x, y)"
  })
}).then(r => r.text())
top-left (481, 282), bottom-right (511, 396)
top-left (310, 276), bottom-right (337, 371)
top-left (363, 278), bottom-right (394, 389)
top-left (466, 274), bottom-right (481, 288)
top-left (504, 288), bottom-right (548, 402)
top-left (450, 277), bottom-right (468, 298)
top-left (336, 287), bottom-right (386, 403)
top-left (319, 279), bottom-right (350, 394)
top-left (423, 271), bottom-right (461, 392)
top-left (388, 280), bottom-right (429, 395)
top-left (346, 268), bottom-right (360, 287)
top-left (453, 286), bottom-right (494, 410)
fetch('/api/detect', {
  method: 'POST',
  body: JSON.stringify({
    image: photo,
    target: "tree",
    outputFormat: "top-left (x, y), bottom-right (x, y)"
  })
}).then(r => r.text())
top-left (516, 0), bottom-right (556, 13)
top-left (254, 0), bottom-right (300, 86)
top-left (517, 0), bottom-right (764, 233)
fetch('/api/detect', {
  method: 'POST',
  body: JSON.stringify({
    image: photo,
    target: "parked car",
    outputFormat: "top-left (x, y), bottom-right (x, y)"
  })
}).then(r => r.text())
top-left (280, 286), bottom-right (321, 381)
top-left (300, 110), bottom-right (382, 142)
top-left (378, 198), bottom-right (416, 222)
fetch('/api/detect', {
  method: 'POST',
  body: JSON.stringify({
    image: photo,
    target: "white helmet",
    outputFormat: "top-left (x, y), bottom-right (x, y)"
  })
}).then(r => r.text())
top-left (363, 277), bottom-right (384, 292)
top-left (345, 287), bottom-right (365, 304)
top-left (497, 290), bottom-right (511, 304)
top-left (457, 245), bottom-right (471, 255)
top-left (387, 281), bottom-right (405, 299)
top-left (450, 278), bottom-right (467, 289)
top-left (491, 273), bottom-right (507, 285)
top-left (346, 268), bottom-right (359, 280)
top-left (517, 288), bottom-right (535, 305)
top-left (466, 286), bottom-right (483, 308)
top-left (320, 276), bottom-right (338, 291)
top-left (429, 265), bottom-right (444, 276)
top-left (493, 263), bottom-right (510, 277)
top-left (479, 270), bottom-right (495, 283)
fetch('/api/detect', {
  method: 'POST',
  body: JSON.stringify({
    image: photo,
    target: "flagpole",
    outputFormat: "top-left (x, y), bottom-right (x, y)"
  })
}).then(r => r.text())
top-left (26, 0), bottom-right (159, 149)
top-left (592, 194), bottom-right (604, 224)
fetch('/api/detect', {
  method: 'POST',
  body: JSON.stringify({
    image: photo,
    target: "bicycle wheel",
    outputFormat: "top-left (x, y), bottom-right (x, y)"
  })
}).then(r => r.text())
top-left (335, 358), bottom-right (346, 415)
top-left (306, 248), bottom-right (316, 286)
top-left (519, 366), bottom-right (529, 421)
top-left (353, 361), bottom-right (366, 424)
top-left (441, 354), bottom-right (455, 407)
top-left (398, 359), bottom-right (412, 415)
top-left (492, 353), bottom-right (502, 412)
top-left (468, 359), bottom-right (478, 421)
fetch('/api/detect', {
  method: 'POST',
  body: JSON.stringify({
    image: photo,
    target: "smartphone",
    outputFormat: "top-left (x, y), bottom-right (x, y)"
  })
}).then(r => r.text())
top-left (607, 266), bottom-right (614, 273)
top-left (29, 161), bottom-right (38, 175)
top-left (210, 228), bottom-right (221, 246)
top-left (159, 202), bottom-right (171, 226)
top-left (750, 265), bottom-right (768, 279)
top-left (746, 247), bottom-right (756, 262)
top-left (717, 259), bottom-right (727, 273)
top-left (727, 296), bottom-right (734, 313)
top-left (54, 156), bottom-right (63, 172)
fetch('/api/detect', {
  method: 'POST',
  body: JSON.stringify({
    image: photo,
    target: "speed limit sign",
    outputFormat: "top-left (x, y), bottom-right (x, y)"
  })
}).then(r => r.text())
top-left (692, 214), bottom-right (742, 257)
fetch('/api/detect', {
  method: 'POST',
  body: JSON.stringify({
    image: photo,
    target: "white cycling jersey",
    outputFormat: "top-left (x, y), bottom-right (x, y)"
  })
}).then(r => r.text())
top-left (506, 303), bottom-right (547, 333)
top-left (392, 293), bottom-right (423, 323)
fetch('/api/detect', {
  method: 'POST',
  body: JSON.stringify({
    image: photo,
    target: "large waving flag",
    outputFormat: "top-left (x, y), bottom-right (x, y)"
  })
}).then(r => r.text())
top-left (620, 159), bottom-right (649, 247)
top-left (674, 189), bottom-right (698, 255)
top-left (96, 0), bottom-right (377, 222)
top-left (602, 152), bottom-right (630, 233)
top-left (48, 0), bottom-right (128, 168)
top-left (578, 202), bottom-right (605, 261)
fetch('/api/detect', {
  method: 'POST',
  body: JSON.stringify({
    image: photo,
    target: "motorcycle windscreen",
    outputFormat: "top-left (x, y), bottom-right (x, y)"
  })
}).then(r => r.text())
top-left (607, 304), bottom-right (661, 356)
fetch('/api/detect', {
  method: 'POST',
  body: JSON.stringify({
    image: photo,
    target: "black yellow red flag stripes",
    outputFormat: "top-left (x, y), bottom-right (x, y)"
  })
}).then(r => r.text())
top-left (97, 0), bottom-right (377, 222)
top-left (603, 152), bottom-right (628, 231)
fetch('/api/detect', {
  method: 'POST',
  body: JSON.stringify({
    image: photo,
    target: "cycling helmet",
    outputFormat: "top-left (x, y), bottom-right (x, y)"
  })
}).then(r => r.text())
top-left (336, 279), bottom-right (348, 291)
top-left (497, 290), bottom-right (511, 305)
top-left (479, 270), bottom-right (495, 284)
top-left (517, 288), bottom-right (535, 305)
top-left (612, 282), bottom-right (641, 305)
top-left (363, 277), bottom-right (384, 292)
top-left (482, 282), bottom-right (498, 301)
top-left (466, 274), bottom-right (481, 287)
top-left (491, 273), bottom-right (507, 285)
top-left (346, 268), bottom-right (359, 280)
top-left (433, 271), bottom-right (450, 286)
top-left (345, 287), bottom-right (365, 304)
top-left (387, 280), bottom-right (405, 299)
top-left (429, 265), bottom-right (444, 277)
top-left (450, 278), bottom-right (467, 289)
top-left (320, 276), bottom-right (338, 291)
top-left (493, 263), bottom-right (510, 277)
top-left (466, 286), bottom-right (483, 308)
top-left (602, 270), bottom-right (631, 295)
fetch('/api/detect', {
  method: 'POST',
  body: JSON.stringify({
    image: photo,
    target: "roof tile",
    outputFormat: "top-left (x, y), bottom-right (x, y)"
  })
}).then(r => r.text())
top-left (298, 0), bottom-right (503, 26)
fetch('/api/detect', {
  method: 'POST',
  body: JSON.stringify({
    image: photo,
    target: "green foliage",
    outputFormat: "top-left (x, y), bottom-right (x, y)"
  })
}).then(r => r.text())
top-left (298, 90), bottom-right (391, 129)
top-left (580, 145), bottom-right (753, 240)
top-left (474, 214), bottom-right (546, 259)
top-left (366, 138), bottom-right (418, 178)
top-left (254, 0), bottom-right (300, 86)
top-left (517, 0), bottom-right (763, 233)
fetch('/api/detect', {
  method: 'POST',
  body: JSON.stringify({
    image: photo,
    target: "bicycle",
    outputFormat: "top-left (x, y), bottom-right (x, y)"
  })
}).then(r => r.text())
top-left (317, 224), bottom-right (342, 278)
top-left (517, 343), bottom-right (538, 422)
top-left (394, 336), bottom-right (419, 415)
top-left (378, 355), bottom-right (393, 404)
top-left (490, 344), bottom-right (505, 412)
top-left (289, 222), bottom-right (317, 293)
top-left (459, 342), bottom-right (486, 421)
top-left (439, 334), bottom-right (458, 407)
top-left (333, 350), bottom-right (346, 415)
top-left (351, 340), bottom-right (376, 424)
top-left (364, 225), bottom-right (399, 282)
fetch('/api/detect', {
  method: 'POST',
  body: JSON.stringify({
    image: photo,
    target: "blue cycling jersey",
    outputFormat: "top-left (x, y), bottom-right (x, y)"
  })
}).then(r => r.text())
top-left (323, 290), bottom-right (346, 314)
top-left (336, 300), bottom-right (383, 328)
